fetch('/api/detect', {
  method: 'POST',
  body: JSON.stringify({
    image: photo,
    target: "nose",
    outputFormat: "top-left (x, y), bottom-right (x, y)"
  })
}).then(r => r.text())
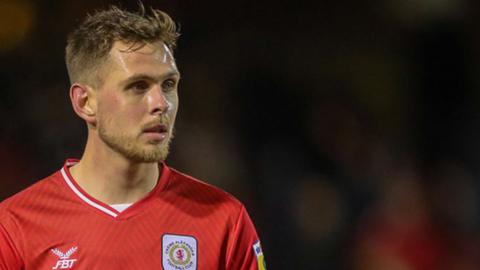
top-left (147, 85), bottom-right (170, 115)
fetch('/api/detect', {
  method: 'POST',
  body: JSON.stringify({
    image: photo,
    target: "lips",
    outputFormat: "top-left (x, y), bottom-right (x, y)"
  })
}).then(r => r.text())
top-left (143, 124), bottom-right (168, 133)
top-left (142, 123), bottom-right (169, 142)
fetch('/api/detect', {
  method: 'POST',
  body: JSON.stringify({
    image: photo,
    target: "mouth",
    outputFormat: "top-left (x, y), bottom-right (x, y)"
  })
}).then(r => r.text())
top-left (142, 124), bottom-right (169, 141)
top-left (143, 124), bottom-right (168, 133)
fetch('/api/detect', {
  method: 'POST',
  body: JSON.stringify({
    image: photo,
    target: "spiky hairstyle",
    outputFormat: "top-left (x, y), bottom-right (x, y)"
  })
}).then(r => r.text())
top-left (65, 4), bottom-right (179, 86)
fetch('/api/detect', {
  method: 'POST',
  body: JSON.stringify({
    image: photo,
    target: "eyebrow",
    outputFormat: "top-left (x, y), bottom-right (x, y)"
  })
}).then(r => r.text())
top-left (120, 71), bottom-right (181, 86)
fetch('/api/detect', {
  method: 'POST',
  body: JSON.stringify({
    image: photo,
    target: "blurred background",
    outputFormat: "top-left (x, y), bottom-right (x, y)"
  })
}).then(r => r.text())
top-left (1, 0), bottom-right (480, 269)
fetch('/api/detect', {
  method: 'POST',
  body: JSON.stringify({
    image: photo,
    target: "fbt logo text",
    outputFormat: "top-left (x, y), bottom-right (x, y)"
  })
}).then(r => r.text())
top-left (52, 259), bottom-right (77, 269)
top-left (50, 247), bottom-right (78, 269)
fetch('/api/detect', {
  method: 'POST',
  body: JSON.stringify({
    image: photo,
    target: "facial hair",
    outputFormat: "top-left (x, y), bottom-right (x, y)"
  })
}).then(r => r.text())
top-left (97, 116), bottom-right (173, 163)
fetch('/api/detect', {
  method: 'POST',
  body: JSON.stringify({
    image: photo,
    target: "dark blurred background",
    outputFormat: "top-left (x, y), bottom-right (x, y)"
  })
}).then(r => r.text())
top-left (2, 0), bottom-right (480, 269)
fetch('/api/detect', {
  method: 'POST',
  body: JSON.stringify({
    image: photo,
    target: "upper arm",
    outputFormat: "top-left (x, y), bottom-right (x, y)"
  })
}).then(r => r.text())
top-left (225, 206), bottom-right (266, 270)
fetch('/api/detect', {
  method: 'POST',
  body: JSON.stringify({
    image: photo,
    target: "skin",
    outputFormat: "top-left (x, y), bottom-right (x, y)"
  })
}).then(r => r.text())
top-left (69, 41), bottom-right (180, 204)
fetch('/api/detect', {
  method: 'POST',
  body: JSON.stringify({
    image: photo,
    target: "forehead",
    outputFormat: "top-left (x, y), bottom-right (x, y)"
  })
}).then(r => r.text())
top-left (112, 41), bottom-right (175, 61)
top-left (106, 41), bottom-right (178, 76)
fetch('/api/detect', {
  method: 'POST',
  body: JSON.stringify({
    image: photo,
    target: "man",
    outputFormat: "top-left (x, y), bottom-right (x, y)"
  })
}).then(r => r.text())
top-left (0, 5), bottom-right (266, 270)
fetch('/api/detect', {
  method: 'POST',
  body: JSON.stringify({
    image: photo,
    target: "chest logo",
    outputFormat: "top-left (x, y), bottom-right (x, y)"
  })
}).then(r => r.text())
top-left (162, 234), bottom-right (197, 270)
top-left (50, 246), bottom-right (78, 269)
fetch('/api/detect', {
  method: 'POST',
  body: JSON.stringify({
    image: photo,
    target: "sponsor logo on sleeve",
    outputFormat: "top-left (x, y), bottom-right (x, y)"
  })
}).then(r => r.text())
top-left (162, 234), bottom-right (197, 270)
top-left (253, 241), bottom-right (267, 270)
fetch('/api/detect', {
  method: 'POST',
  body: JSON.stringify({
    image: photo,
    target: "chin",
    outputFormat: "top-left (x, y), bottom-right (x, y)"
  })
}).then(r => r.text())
top-left (99, 130), bottom-right (171, 163)
top-left (126, 145), bottom-right (170, 163)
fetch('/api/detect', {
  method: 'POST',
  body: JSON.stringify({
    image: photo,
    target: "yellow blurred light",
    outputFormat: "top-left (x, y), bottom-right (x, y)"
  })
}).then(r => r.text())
top-left (0, 0), bottom-right (35, 52)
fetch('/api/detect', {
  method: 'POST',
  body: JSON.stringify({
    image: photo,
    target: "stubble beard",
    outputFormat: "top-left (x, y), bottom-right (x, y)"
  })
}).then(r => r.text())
top-left (98, 121), bottom-right (173, 163)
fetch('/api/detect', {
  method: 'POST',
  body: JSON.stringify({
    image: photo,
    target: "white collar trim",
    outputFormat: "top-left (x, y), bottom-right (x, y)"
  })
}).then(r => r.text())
top-left (60, 167), bottom-right (119, 218)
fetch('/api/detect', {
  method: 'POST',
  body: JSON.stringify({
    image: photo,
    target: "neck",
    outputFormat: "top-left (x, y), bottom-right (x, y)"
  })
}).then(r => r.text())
top-left (70, 134), bottom-right (160, 205)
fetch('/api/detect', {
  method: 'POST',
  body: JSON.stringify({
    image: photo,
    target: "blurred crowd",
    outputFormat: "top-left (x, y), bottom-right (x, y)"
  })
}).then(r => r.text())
top-left (2, 0), bottom-right (480, 269)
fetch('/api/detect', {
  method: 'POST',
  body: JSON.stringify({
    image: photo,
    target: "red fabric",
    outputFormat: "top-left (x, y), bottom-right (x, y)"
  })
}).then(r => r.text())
top-left (356, 212), bottom-right (447, 270)
top-left (0, 160), bottom-right (262, 269)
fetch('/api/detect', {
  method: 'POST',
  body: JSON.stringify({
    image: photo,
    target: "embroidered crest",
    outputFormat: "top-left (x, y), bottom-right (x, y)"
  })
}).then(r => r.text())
top-left (162, 234), bottom-right (197, 270)
top-left (50, 246), bottom-right (78, 269)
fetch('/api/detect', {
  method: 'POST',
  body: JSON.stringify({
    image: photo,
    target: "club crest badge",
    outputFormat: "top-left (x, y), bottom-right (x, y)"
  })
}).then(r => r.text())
top-left (162, 234), bottom-right (197, 270)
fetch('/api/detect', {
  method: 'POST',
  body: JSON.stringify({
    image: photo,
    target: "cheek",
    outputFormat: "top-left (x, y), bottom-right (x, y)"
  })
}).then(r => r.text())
top-left (168, 94), bottom-right (179, 116)
top-left (96, 98), bottom-right (117, 129)
top-left (97, 90), bottom-right (119, 114)
top-left (97, 92), bottom-right (143, 125)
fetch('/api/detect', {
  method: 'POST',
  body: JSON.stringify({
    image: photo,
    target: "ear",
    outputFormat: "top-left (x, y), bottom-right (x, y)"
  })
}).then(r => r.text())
top-left (70, 83), bottom-right (97, 125)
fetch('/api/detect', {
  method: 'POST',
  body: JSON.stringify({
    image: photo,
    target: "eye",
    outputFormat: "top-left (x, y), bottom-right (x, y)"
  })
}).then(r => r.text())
top-left (127, 80), bottom-right (150, 93)
top-left (162, 79), bottom-right (177, 92)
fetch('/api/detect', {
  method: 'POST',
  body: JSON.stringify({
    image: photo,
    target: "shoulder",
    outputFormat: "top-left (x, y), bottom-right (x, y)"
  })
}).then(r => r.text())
top-left (0, 171), bottom-right (62, 265)
top-left (165, 167), bottom-right (245, 213)
top-left (0, 171), bottom-right (63, 219)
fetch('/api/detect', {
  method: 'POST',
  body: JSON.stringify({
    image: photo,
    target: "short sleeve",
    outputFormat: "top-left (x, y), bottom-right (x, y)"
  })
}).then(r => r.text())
top-left (226, 206), bottom-right (267, 270)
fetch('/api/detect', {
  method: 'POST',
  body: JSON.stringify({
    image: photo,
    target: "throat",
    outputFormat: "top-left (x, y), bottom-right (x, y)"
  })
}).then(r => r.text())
top-left (68, 159), bottom-right (160, 205)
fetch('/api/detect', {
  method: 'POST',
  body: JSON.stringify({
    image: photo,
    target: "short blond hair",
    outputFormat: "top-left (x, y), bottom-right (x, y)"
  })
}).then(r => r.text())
top-left (65, 4), bottom-right (179, 86)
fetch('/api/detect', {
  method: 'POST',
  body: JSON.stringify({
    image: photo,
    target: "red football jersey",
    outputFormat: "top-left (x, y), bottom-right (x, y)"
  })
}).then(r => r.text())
top-left (0, 160), bottom-right (266, 270)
